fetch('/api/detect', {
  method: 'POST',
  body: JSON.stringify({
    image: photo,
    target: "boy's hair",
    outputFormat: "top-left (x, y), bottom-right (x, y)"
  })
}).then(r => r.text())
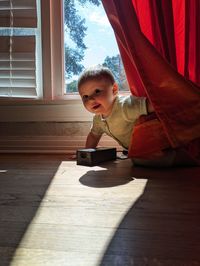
top-left (77, 65), bottom-right (115, 89)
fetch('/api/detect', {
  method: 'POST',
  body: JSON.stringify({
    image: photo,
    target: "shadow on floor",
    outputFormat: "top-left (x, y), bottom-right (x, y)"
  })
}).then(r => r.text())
top-left (79, 160), bottom-right (134, 188)
top-left (99, 165), bottom-right (200, 265)
top-left (1, 155), bottom-right (199, 265)
top-left (80, 160), bottom-right (200, 265)
top-left (0, 154), bottom-right (65, 266)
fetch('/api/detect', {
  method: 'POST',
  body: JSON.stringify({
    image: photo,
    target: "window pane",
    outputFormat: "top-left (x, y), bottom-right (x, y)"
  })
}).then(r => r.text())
top-left (0, 0), bottom-right (42, 99)
top-left (64, 0), bottom-right (128, 94)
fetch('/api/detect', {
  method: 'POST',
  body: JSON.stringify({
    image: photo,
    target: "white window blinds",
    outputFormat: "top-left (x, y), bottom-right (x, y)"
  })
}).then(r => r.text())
top-left (0, 0), bottom-right (42, 98)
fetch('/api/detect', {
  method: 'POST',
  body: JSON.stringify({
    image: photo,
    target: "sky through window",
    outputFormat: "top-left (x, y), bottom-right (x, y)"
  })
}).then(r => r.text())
top-left (64, 1), bottom-right (128, 93)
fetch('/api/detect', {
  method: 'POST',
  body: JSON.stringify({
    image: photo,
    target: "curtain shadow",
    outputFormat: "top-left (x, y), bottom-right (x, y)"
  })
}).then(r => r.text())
top-left (0, 154), bottom-right (63, 266)
top-left (97, 165), bottom-right (200, 265)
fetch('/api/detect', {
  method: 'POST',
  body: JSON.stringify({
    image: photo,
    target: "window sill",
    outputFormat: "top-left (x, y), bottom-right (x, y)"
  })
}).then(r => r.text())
top-left (0, 95), bottom-right (92, 122)
top-left (0, 93), bottom-right (81, 105)
top-left (0, 92), bottom-right (129, 122)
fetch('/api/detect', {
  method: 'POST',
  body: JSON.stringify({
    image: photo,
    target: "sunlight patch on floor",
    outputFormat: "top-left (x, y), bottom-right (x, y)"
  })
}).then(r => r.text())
top-left (0, 170), bottom-right (7, 173)
top-left (10, 161), bottom-right (148, 266)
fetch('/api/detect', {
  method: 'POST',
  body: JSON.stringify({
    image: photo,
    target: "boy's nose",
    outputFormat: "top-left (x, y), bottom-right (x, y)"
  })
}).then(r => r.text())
top-left (88, 94), bottom-right (95, 101)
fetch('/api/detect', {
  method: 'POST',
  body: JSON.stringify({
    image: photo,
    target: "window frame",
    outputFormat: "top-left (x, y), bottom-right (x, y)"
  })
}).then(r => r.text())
top-left (0, 0), bottom-right (76, 102)
top-left (38, 0), bottom-right (84, 101)
top-left (0, 0), bottom-right (42, 99)
top-left (0, 0), bottom-right (127, 122)
top-left (41, 0), bottom-right (65, 100)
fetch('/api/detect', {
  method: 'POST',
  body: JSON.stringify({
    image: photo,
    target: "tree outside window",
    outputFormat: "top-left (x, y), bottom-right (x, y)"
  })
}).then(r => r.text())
top-left (64, 0), bottom-right (128, 93)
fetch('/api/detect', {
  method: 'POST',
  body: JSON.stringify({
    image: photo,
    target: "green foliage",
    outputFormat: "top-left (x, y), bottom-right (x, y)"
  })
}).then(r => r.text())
top-left (78, 0), bottom-right (100, 5)
top-left (103, 55), bottom-right (128, 91)
top-left (64, 0), bottom-right (100, 79)
top-left (65, 47), bottom-right (84, 78)
top-left (66, 80), bottom-right (78, 93)
top-left (66, 54), bottom-right (128, 93)
top-left (64, 1), bottom-right (128, 92)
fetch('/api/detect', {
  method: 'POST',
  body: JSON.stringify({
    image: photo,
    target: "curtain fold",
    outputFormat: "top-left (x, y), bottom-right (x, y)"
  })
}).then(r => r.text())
top-left (102, 0), bottom-right (200, 159)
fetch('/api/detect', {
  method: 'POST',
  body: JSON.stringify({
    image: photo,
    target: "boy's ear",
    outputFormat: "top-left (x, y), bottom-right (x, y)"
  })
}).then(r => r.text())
top-left (112, 83), bottom-right (118, 95)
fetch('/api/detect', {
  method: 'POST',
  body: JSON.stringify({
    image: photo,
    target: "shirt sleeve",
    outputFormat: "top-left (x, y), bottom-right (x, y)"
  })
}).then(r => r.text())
top-left (122, 95), bottom-right (148, 122)
top-left (90, 115), bottom-right (104, 136)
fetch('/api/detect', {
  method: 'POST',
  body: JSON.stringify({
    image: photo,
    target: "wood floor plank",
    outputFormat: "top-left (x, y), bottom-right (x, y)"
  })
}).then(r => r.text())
top-left (0, 154), bottom-right (200, 265)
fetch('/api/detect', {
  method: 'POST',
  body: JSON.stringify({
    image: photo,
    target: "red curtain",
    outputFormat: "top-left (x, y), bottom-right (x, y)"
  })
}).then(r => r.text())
top-left (102, 0), bottom-right (200, 160)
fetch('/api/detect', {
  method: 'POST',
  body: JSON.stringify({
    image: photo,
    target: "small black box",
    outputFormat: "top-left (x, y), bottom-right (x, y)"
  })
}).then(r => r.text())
top-left (76, 147), bottom-right (117, 166)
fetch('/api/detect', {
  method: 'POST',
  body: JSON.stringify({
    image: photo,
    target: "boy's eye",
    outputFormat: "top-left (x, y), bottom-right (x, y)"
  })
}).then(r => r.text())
top-left (95, 89), bottom-right (102, 95)
top-left (82, 95), bottom-right (89, 101)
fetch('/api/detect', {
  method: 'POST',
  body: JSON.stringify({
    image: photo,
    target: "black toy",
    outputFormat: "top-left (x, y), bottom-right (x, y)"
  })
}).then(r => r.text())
top-left (76, 147), bottom-right (117, 166)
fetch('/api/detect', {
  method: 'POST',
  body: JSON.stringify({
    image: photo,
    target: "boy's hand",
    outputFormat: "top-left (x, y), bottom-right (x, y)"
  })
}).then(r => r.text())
top-left (86, 132), bottom-right (102, 148)
top-left (147, 99), bottom-right (154, 113)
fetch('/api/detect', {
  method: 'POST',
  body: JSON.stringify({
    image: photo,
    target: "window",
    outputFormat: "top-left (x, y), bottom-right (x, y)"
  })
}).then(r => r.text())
top-left (0, 0), bottom-right (127, 122)
top-left (0, 0), bottom-right (42, 98)
top-left (64, 0), bottom-right (128, 94)
top-left (0, 0), bottom-right (128, 101)
top-left (0, 0), bottom-right (91, 123)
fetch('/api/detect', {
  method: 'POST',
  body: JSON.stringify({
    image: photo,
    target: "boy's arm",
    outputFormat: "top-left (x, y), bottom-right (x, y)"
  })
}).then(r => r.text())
top-left (146, 99), bottom-right (154, 113)
top-left (85, 131), bottom-right (102, 148)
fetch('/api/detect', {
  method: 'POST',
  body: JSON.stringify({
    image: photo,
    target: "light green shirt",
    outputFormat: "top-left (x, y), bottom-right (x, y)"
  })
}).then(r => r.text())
top-left (91, 95), bottom-right (148, 149)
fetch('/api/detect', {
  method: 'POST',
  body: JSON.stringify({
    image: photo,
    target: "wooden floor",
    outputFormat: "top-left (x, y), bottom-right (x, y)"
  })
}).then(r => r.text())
top-left (0, 154), bottom-right (200, 266)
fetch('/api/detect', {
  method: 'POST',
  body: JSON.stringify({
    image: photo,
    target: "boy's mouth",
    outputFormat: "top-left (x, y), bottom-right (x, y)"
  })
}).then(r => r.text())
top-left (92, 104), bottom-right (101, 110)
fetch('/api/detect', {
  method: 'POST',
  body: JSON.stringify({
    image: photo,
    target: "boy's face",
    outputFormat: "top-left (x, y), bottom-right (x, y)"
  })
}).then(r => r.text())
top-left (79, 79), bottom-right (118, 117)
